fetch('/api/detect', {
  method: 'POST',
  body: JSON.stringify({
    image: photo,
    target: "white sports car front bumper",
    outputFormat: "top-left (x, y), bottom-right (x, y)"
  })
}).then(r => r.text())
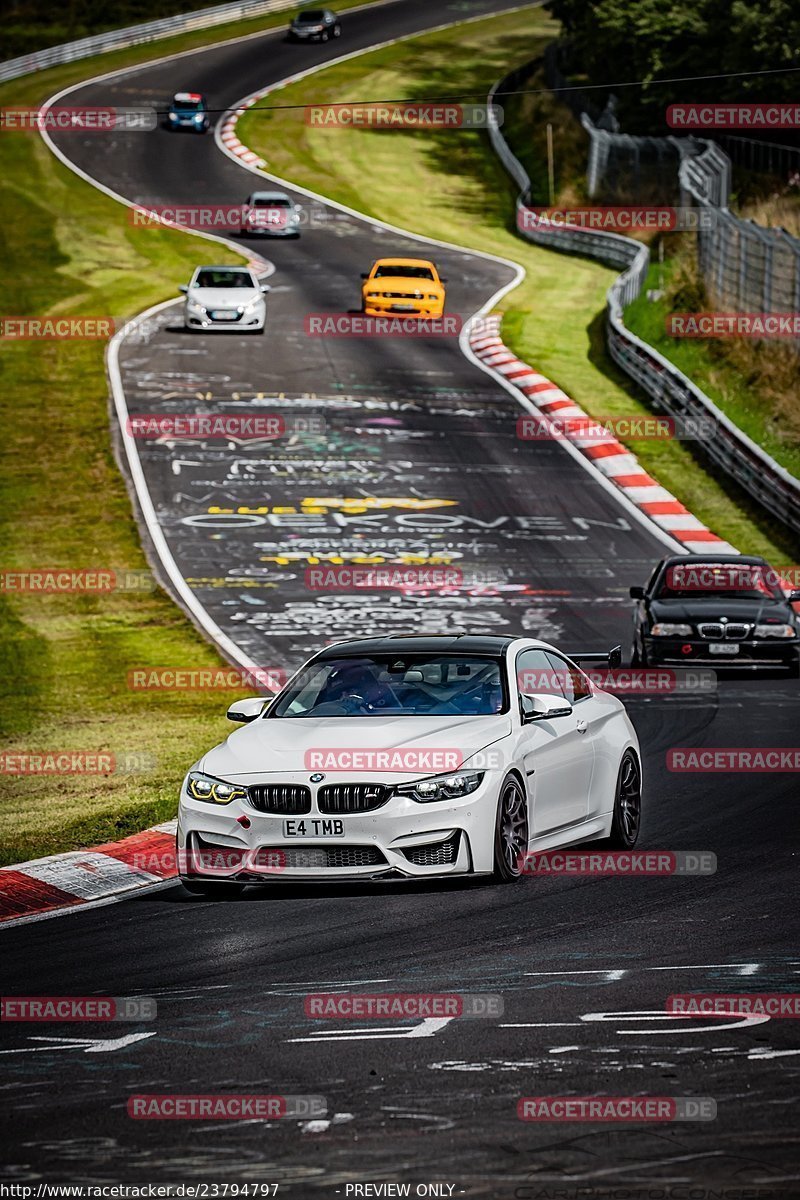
top-left (177, 772), bottom-right (500, 882)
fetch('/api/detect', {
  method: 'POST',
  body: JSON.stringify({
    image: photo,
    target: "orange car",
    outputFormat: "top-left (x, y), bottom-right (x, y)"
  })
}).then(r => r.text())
top-left (361, 257), bottom-right (446, 317)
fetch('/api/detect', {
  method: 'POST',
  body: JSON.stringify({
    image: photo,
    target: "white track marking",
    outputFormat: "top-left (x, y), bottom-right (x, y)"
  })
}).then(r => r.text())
top-left (0, 1032), bottom-right (156, 1054)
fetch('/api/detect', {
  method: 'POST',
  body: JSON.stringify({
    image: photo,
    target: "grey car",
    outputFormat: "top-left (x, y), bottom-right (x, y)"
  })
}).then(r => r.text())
top-left (241, 191), bottom-right (302, 238)
top-left (287, 8), bottom-right (341, 41)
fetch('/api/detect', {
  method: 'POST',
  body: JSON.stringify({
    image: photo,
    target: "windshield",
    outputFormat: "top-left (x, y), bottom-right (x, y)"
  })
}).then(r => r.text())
top-left (373, 265), bottom-right (435, 279)
top-left (252, 197), bottom-right (291, 207)
top-left (296, 10), bottom-right (325, 20)
top-left (269, 654), bottom-right (507, 717)
top-left (172, 98), bottom-right (203, 112)
top-left (194, 270), bottom-right (254, 289)
top-left (657, 562), bottom-right (783, 601)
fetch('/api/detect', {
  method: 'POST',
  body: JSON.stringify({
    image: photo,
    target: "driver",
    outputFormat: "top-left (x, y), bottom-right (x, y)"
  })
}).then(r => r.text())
top-left (315, 662), bottom-right (385, 709)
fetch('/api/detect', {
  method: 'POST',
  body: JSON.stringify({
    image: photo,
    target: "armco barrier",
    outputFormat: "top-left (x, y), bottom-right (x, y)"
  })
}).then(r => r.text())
top-left (487, 65), bottom-right (800, 536)
top-left (1, 0), bottom-right (300, 83)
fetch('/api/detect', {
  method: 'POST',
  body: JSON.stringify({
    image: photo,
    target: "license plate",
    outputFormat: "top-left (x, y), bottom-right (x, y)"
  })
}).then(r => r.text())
top-left (211, 309), bottom-right (237, 320)
top-left (709, 643), bottom-right (739, 655)
top-left (283, 818), bottom-right (345, 838)
top-left (391, 304), bottom-right (416, 312)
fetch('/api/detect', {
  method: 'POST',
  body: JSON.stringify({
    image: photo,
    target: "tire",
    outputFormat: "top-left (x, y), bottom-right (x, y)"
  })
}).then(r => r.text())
top-left (629, 641), bottom-right (641, 667)
top-left (605, 751), bottom-right (642, 849)
top-left (492, 775), bottom-right (529, 882)
top-left (180, 878), bottom-right (245, 898)
top-left (321, 29), bottom-right (330, 41)
top-left (333, 24), bottom-right (341, 36)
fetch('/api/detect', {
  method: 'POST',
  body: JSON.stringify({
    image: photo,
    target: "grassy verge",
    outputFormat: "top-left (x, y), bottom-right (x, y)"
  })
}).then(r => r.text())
top-left (0, 5), bottom-right (411, 864)
top-left (236, 7), bottom-right (799, 562)
top-left (624, 242), bottom-right (800, 482)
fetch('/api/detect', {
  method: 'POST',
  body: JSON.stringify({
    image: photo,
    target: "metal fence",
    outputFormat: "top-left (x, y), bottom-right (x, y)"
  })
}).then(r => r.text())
top-left (487, 66), bottom-right (800, 536)
top-left (581, 115), bottom-right (800, 351)
top-left (0, 0), bottom-right (299, 83)
top-left (716, 134), bottom-right (800, 182)
top-left (675, 138), bottom-right (800, 322)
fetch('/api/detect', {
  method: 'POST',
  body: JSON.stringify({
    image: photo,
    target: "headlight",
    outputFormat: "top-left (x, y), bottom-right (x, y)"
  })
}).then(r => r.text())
top-left (366, 293), bottom-right (380, 300)
top-left (242, 296), bottom-right (264, 313)
top-left (651, 623), bottom-right (693, 636)
top-left (396, 771), bottom-right (484, 803)
top-left (193, 113), bottom-right (204, 122)
top-left (754, 623), bottom-right (796, 639)
top-left (426, 294), bottom-right (439, 300)
top-left (187, 771), bottom-right (248, 805)
top-left (168, 112), bottom-right (178, 121)
top-left (187, 299), bottom-right (205, 313)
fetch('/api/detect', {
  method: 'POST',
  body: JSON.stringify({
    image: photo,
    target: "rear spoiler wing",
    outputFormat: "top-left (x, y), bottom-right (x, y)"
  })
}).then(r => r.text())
top-left (569, 645), bottom-right (622, 669)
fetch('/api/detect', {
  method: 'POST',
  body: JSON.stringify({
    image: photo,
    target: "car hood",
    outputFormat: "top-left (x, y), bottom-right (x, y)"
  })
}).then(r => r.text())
top-left (201, 713), bottom-right (512, 780)
top-left (188, 287), bottom-right (261, 306)
top-left (649, 596), bottom-right (793, 623)
top-left (364, 276), bottom-right (443, 293)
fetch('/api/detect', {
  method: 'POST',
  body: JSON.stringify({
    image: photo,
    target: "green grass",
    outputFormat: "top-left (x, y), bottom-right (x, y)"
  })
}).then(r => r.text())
top-left (0, 5), bottom-right (414, 865)
top-left (236, 8), bottom-right (799, 563)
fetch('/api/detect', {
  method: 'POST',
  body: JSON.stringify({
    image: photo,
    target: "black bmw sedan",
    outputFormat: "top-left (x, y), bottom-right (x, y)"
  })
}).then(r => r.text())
top-left (629, 555), bottom-right (800, 675)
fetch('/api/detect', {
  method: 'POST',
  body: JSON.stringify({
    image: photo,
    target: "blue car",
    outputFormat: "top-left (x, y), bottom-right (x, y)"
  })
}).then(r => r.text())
top-left (166, 92), bottom-right (210, 133)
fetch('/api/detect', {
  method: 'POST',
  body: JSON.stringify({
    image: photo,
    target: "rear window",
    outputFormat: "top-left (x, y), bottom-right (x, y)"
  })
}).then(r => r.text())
top-left (374, 264), bottom-right (435, 279)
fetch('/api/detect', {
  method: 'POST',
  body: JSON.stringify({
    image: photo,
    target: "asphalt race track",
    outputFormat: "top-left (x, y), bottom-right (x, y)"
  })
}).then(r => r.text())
top-left (2, 1), bottom-right (799, 1193)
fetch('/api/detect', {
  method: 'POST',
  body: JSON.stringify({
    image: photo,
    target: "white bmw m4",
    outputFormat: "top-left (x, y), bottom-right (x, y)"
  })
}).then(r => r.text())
top-left (176, 635), bottom-right (642, 895)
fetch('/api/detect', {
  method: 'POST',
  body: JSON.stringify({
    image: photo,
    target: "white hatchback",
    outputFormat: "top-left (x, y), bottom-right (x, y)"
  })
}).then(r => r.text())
top-left (176, 634), bottom-right (643, 895)
top-left (179, 265), bottom-right (269, 332)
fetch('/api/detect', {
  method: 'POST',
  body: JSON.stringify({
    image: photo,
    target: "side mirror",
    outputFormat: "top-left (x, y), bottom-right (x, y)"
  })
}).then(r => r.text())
top-left (787, 589), bottom-right (800, 602)
top-left (608, 644), bottom-right (622, 668)
top-left (629, 585), bottom-right (644, 599)
top-left (227, 697), bottom-right (267, 723)
top-left (439, 276), bottom-right (448, 283)
top-left (178, 285), bottom-right (189, 294)
top-left (260, 284), bottom-right (271, 293)
top-left (360, 272), bottom-right (370, 279)
top-left (521, 693), bottom-right (573, 723)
